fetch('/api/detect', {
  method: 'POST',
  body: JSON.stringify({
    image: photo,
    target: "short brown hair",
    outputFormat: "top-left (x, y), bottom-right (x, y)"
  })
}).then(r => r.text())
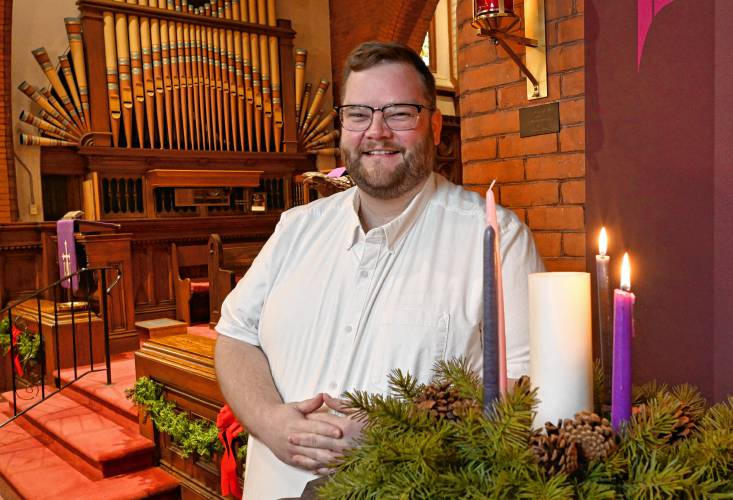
top-left (342, 41), bottom-right (436, 107)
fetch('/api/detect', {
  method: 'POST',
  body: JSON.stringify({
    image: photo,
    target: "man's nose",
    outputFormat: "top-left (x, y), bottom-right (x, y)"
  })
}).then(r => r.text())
top-left (364, 110), bottom-right (392, 138)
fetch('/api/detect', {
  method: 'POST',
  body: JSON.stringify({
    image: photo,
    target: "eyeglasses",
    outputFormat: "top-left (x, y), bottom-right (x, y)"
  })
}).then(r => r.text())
top-left (336, 103), bottom-right (434, 132)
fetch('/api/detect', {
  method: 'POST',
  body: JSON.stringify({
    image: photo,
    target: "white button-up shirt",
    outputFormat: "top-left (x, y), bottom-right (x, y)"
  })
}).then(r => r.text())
top-left (216, 173), bottom-right (544, 499)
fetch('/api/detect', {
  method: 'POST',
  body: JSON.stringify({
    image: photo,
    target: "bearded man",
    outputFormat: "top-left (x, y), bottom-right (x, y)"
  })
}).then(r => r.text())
top-left (215, 41), bottom-right (544, 499)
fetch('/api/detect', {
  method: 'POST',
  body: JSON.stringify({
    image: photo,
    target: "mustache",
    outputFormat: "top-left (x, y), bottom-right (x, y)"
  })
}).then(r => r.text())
top-left (358, 142), bottom-right (405, 154)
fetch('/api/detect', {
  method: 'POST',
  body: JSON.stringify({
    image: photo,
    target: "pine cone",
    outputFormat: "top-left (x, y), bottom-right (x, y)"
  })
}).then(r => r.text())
top-left (562, 411), bottom-right (618, 461)
top-left (669, 401), bottom-right (696, 442)
top-left (530, 421), bottom-right (580, 476)
top-left (413, 380), bottom-right (479, 422)
top-left (668, 386), bottom-right (705, 442)
top-left (631, 388), bottom-right (702, 444)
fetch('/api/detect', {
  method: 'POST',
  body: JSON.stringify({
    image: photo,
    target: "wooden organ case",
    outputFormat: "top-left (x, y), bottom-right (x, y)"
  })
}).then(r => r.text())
top-left (7, 2), bottom-right (320, 497)
top-left (29, 0), bottom-right (314, 344)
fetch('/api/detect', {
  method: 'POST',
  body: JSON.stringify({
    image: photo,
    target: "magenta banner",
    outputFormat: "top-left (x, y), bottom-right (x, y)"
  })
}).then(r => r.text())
top-left (637, 0), bottom-right (676, 70)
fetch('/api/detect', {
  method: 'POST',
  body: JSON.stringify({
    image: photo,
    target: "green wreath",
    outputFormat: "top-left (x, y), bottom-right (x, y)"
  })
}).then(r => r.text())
top-left (317, 359), bottom-right (733, 499)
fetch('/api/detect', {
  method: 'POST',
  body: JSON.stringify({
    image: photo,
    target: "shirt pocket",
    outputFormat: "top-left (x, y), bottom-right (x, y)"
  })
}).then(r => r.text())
top-left (368, 308), bottom-right (450, 394)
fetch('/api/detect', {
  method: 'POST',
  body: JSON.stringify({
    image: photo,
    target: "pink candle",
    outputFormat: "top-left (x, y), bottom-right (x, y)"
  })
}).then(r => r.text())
top-left (611, 253), bottom-right (635, 430)
top-left (485, 180), bottom-right (507, 394)
top-left (475, 0), bottom-right (514, 16)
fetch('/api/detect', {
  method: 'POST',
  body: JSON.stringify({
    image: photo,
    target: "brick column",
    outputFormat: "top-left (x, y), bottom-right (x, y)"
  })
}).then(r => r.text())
top-left (457, 0), bottom-right (585, 271)
top-left (0, 0), bottom-right (17, 222)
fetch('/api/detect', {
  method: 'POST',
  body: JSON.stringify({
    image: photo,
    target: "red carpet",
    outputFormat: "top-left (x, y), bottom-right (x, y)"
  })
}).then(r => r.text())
top-left (0, 351), bottom-right (180, 499)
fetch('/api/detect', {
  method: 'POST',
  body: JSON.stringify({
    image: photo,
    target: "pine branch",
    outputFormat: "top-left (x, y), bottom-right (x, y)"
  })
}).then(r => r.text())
top-left (700, 396), bottom-right (733, 433)
top-left (670, 384), bottom-right (707, 421)
top-left (632, 380), bottom-right (669, 406)
top-left (432, 357), bottom-right (482, 402)
top-left (343, 390), bottom-right (378, 423)
top-left (624, 454), bottom-right (694, 499)
top-left (574, 479), bottom-right (617, 500)
top-left (517, 472), bottom-right (575, 499)
top-left (483, 380), bottom-right (538, 452)
top-left (387, 368), bottom-right (423, 401)
top-left (593, 358), bottom-right (609, 414)
top-left (575, 456), bottom-right (625, 499)
top-left (680, 428), bottom-right (733, 484)
top-left (622, 393), bottom-right (680, 460)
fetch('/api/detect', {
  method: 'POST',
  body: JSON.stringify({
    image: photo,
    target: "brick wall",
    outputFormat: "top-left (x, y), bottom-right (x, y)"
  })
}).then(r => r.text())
top-left (457, 0), bottom-right (585, 271)
top-left (329, 0), bottom-right (439, 101)
top-left (0, 0), bottom-right (17, 222)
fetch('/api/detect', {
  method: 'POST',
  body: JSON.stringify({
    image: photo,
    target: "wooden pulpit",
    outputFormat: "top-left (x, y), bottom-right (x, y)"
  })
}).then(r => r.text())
top-left (44, 220), bottom-right (138, 354)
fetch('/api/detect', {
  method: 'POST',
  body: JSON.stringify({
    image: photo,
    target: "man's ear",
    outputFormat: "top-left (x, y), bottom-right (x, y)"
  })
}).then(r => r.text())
top-left (431, 108), bottom-right (443, 146)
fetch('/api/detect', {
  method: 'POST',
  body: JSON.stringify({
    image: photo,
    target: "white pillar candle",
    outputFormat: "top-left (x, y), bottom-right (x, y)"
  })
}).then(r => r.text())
top-left (529, 272), bottom-right (593, 427)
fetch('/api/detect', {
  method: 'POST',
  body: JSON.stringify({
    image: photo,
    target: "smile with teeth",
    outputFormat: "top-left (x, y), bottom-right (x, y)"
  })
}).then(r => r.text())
top-left (363, 149), bottom-right (400, 155)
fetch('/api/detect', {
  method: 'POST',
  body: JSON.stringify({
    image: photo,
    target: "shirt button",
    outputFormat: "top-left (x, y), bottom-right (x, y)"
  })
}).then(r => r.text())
top-left (328, 382), bottom-right (337, 390)
top-left (360, 270), bottom-right (368, 278)
top-left (345, 325), bottom-right (352, 333)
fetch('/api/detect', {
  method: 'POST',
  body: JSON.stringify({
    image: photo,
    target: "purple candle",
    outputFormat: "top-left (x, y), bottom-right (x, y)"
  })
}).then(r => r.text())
top-left (611, 252), bottom-right (635, 430)
top-left (483, 225), bottom-right (499, 413)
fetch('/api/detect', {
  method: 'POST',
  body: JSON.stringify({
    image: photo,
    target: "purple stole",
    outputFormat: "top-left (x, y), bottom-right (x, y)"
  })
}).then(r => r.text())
top-left (57, 219), bottom-right (79, 291)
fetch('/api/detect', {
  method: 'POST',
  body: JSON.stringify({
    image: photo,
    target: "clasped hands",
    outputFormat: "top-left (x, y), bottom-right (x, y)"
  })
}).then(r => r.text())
top-left (265, 393), bottom-right (364, 476)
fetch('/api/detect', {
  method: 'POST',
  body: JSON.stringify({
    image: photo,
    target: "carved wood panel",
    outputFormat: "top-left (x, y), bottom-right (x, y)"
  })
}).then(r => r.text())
top-left (434, 114), bottom-right (462, 185)
top-left (132, 242), bottom-right (177, 321)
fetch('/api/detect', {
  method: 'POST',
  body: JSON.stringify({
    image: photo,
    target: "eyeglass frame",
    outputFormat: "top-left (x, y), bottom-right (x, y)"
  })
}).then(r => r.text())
top-left (335, 103), bottom-right (435, 132)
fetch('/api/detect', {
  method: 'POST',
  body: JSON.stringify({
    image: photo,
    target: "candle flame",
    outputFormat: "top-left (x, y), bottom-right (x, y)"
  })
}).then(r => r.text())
top-left (599, 227), bottom-right (608, 256)
top-left (621, 252), bottom-right (631, 291)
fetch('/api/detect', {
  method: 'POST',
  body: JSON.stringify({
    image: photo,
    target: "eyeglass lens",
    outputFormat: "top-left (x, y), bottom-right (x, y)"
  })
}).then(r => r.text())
top-left (340, 104), bottom-right (423, 131)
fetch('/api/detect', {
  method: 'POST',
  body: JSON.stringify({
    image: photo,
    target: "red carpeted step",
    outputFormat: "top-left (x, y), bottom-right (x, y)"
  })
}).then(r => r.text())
top-left (0, 418), bottom-right (179, 499)
top-left (0, 417), bottom-right (92, 499)
top-left (1, 389), bottom-right (155, 480)
top-left (55, 467), bottom-right (181, 500)
top-left (59, 353), bottom-right (139, 432)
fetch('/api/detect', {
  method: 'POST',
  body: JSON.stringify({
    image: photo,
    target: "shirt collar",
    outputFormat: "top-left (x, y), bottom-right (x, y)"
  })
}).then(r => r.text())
top-left (344, 172), bottom-right (436, 252)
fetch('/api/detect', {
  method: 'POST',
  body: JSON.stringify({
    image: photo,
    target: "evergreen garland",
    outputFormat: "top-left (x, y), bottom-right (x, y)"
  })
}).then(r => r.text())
top-left (127, 376), bottom-right (247, 461)
top-left (0, 318), bottom-right (10, 354)
top-left (0, 317), bottom-right (41, 366)
top-left (317, 359), bottom-right (733, 499)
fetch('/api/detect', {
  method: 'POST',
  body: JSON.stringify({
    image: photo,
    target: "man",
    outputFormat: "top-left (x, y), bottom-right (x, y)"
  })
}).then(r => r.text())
top-left (215, 41), bottom-right (544, 499)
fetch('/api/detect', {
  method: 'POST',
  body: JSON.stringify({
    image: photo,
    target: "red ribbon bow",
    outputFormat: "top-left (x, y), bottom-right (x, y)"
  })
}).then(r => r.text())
top-left (11, 326), bottom-right (24, 377)
top-left (217, 404), bottom-right (244, 498)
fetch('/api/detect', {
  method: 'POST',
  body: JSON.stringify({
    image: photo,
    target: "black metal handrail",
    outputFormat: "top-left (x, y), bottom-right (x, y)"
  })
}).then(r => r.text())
top-left (0, 265), bottom-right (122, 429)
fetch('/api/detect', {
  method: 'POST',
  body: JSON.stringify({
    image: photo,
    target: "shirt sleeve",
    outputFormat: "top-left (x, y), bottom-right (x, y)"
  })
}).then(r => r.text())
top-left (214, 217), bottom-right (287, 346)
top-left (498, 208), bottom-right (545, 379)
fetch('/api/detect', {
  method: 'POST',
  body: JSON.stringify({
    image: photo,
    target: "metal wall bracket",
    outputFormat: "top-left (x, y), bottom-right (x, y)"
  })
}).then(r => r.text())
top-left (472, 0), bottom-right (547, 100)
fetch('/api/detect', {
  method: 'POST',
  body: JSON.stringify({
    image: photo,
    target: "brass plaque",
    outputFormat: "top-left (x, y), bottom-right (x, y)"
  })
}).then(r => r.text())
top-left (519, 102), bottom-right (560, 137)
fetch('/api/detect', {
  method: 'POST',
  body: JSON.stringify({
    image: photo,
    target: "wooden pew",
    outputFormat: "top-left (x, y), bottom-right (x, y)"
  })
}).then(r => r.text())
top-left (171, 242), bottom-right (209, 325)
top-left (208, 234), bottom-right (266, 328)
top-left (135, 333), bottom-right (238, 498)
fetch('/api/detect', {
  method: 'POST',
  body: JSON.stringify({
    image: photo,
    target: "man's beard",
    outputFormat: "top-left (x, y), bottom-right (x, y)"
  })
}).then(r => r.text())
top-left (341, 132), bottom-right (435, 200)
